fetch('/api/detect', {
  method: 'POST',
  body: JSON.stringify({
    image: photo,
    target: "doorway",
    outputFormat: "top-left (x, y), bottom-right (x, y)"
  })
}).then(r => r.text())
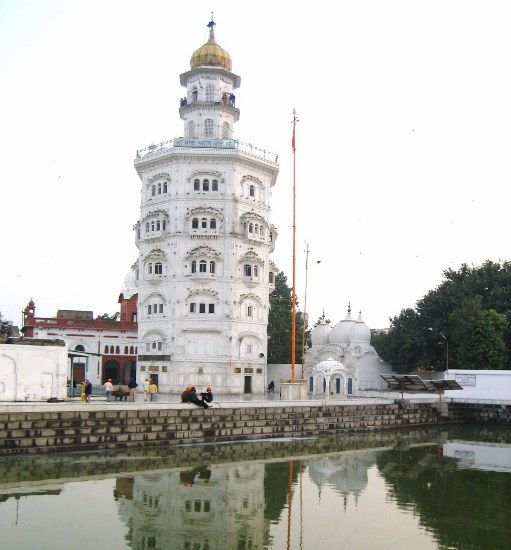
top-left (335, 378), bottom-right (341, 394)
top-left (103, 360), bottom-right (120, 384)
top-left (347, 378), bottom-right (353, 395)
top-left (244, 376), bottom-right (252, 394)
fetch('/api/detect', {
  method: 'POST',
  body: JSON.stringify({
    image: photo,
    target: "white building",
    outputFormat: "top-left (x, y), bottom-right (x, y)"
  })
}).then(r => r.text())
top-left (0, 339), bottom-right (68, 401)
top-left (304, 308), bottom-right (392, 395)
top-left (133, 20), bottom-right (279, 394)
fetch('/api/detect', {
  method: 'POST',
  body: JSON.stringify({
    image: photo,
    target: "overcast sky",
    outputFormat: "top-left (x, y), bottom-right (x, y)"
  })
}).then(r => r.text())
top-left (1, 0), bottom-right (511, 330)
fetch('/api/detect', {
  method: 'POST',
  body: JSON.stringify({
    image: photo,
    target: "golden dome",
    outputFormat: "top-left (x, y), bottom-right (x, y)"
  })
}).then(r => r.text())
top-left (190, 23), bottom-right (232, 71)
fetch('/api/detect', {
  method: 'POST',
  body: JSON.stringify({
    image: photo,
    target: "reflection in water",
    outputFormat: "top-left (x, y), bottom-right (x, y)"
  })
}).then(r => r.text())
top-left (114, 464), bottom-right (268, 549)
top-left (0, 425), bottom-right (510, 549)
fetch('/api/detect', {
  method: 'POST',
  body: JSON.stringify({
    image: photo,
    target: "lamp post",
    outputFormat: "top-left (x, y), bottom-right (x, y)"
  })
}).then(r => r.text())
top-left (439, 332), bottom-right (449, 371)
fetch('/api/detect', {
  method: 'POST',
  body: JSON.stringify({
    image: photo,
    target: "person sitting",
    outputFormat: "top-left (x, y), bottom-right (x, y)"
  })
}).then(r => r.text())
top-left (267, 380), bottom-right (275, 393)
top-left (189, 386), bottom-right (208, 409)
top-left (200, 386), bottom-right (213, 403)
top-left (181, 385), bottom-right (192, 403)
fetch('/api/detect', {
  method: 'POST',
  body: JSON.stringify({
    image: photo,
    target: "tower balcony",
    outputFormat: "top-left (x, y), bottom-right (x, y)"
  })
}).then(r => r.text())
top-left (135, 138), bottom-right (279, 168)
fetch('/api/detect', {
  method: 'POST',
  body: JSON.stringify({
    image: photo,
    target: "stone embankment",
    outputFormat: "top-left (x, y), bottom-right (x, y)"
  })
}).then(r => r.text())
top-left (1, 400), bottom-right (508, 456)
top-left (0, 401), bottom-right (442, 456)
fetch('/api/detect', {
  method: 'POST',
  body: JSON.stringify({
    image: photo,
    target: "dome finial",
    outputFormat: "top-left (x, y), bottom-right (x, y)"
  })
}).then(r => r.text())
top-left (347, 301), bottom-right (351, 314)
top-left (207, 12), bottom-right (216, 41)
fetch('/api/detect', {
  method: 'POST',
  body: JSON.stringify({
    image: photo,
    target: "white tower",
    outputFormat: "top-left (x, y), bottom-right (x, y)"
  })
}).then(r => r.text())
top-left (133, 19), bottom-right (279, 394)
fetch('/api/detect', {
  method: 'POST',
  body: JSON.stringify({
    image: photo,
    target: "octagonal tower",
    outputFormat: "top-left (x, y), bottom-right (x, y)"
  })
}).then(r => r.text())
top-left (133, 20), bottom-right (279, 394)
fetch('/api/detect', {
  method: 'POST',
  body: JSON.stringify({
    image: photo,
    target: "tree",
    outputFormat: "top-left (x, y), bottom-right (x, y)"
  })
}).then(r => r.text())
top-left (456, 309), bottom-right (508, 370)
top-left (267, 271), bottom-right (307, 364)
top-left (96, 312), bottom-right (120, 320)
top-left (372, 261), bottom-right (511, 372)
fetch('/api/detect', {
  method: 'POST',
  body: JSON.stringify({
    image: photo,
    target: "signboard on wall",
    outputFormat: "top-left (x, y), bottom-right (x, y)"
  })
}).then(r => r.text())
top-left (174, 137), bottom-right (235, 149)
top-left (455, 374), bottom-right (476, 386)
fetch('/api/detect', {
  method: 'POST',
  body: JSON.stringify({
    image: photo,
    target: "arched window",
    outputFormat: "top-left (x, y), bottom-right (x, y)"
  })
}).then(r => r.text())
top-left (244, 264), bottom-right (252, 277)
top-left (203, 179), bottom-right (209, 191)
top-left (152, 185), bottom-right (156, 197)
top-left (204, 119), bottom-right (214, 137)
top-left (104, 345), bottom-right (108, 353)
top-left (158, 183), bottom-right (162, 195)
top-left (205, 83), bottom-right (215, 102)
top-left (147, 305), bottom-right (152, 314)
top-left (191, 260), bottom-right (197, 273)
top-left (247, 306), bottom-right (253, 317)
top-left (269, 272), bottom-right (274, 283)
top-left (154, 263), bottom-right (163, 275)
top-left (124, 346), bottom-right (128, 354)
top-left (249, 185), bottom-right (255, 197)
top-left (191, 87), bottom-right (198, 102)
top-left (188, 120), bottom-right (196, 138)
top-left (201, 218), bottom-right (208, 229)
top-left (192, 218), bottom-right (199, 229)
top-left (199, 302), bottom-right (206, 313)
top-left (210, 218), bottom-right (217, 229)
top-left (194, 179), bottom-right (200, 191)
top-left (110, 345), bottom-right (114, 354)
top-left (162, 220), bottom-right (166, 230)
top-left (148, 263), bottom-right (153, 274)
top-left (254, 266), bottom-right (259, 277)
top-left (151, 221), bottom-right (155, 231)
top-left (115, 346), bottom-right (120, 354)
top-left (75, 345), bottom-right (85, 352)
top-left (146, 222), bottom-right (150, 232)
top-left (210, 261), bottom-right (215, 274)
top-left (212, 179), bottom-right (218, 191)
top-left (156, 221), bottom-right (160, 231)
top-left (259, 225), bottom-right (264, 236)
top-left (248, 223), bottom-right (253, 233)
top-left (199, 260), bottom-right (207, 273)
top-left (163, 182), bottom-right (168, 193)
top-left (130, 346), bottom-right (134, 354)
top-left (221, 122), bottom-right (230, 139)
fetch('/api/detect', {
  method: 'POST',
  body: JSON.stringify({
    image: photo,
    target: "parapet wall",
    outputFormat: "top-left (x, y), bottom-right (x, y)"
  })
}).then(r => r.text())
top-left (0, 402), bottom-right (441, 456)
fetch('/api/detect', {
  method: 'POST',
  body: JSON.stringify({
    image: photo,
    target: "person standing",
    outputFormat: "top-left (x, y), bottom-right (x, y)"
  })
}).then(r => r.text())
top-left (128, 378), bottom-right (138, 402)
top-left (148, 379), bottom-right (158, 402)
top-left (143, 378), bottom-right (150, 401)
top-left (80, 381), bottom-right (86, 403)
top-left (85, 380), bottom-right (92, 402)
top-left (104, 378), bottom-right (113, 402)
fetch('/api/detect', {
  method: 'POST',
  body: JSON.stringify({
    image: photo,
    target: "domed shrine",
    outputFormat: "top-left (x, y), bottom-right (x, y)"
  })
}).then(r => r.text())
top-left (304, 306), bottom-right (392, 396)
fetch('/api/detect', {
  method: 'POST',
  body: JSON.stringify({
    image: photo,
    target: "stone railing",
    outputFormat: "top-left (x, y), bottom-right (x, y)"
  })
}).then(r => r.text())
top-left (135, 139), bottom-right (278, 165)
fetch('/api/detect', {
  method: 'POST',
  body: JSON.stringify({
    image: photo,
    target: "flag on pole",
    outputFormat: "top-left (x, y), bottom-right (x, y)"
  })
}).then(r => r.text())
top-left (291, 108), bottom-right (296, 152)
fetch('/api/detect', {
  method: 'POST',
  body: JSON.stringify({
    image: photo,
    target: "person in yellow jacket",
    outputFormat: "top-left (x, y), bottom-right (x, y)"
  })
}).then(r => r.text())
top-left (80, 381), bottom-right (86, 402)
top-left (148, 380), bottom-right (158, 402)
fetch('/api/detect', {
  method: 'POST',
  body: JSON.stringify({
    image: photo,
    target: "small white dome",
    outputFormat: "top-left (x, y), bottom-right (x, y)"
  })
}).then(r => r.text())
top-left (311, 318), bottom-right (331, 346)
top-left (351, 311), bottom-right (371, 345)
top-left (313, 356), bottom-right (345, 376)
top-left (121, 269), bottom-right (137, 299)
top-left (329, 310), bottom-right (355, 345)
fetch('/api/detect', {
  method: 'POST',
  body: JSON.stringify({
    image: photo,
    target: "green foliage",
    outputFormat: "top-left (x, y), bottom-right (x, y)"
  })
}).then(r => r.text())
top-left (372, 260), bottom-right (511, 372)
top-left (97, 312), bottom-right (120, 320)
top-left (457, 309), bottom-right (507, 369)
top-left (267, 271), bottom-right (307, 364)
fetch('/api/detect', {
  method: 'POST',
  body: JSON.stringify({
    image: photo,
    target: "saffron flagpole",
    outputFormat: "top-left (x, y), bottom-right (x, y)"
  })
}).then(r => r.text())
top-left (291, 109), bottom-right (298, 381)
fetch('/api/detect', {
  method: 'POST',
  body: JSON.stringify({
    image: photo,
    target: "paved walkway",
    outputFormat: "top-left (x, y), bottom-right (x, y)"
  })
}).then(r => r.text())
top-left (0, 391), bottom-right (445, 413)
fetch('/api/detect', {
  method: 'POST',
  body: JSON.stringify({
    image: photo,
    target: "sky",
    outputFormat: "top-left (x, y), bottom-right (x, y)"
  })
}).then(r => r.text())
top-left (1, 0), bottom-right (511, 330)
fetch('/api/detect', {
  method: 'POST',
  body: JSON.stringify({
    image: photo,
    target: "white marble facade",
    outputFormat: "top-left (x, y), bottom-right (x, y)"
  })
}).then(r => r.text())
top-left (133, 22), bottom-right (279, 394)
top-left (304, 308), bottom-right (392, 395)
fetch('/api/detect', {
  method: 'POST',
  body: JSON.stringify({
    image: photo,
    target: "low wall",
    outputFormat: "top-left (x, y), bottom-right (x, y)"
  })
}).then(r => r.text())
top-left (448, 401), bottom-right (511, 424)
top-left (0, 401), bottom-right (442, 456)
top-left (445, 369), bottom-right (511, 400)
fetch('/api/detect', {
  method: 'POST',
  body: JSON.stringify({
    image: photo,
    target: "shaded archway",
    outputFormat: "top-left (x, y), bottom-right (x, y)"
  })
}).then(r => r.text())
top-left (103, 359), bottom-right (120, 384)
top-left (123, 359), bottom-right (137, 384)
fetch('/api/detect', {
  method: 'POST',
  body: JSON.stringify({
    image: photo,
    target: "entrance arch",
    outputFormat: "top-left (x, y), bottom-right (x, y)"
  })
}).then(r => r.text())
top-left (103, 360), bottom-right (120, 384)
